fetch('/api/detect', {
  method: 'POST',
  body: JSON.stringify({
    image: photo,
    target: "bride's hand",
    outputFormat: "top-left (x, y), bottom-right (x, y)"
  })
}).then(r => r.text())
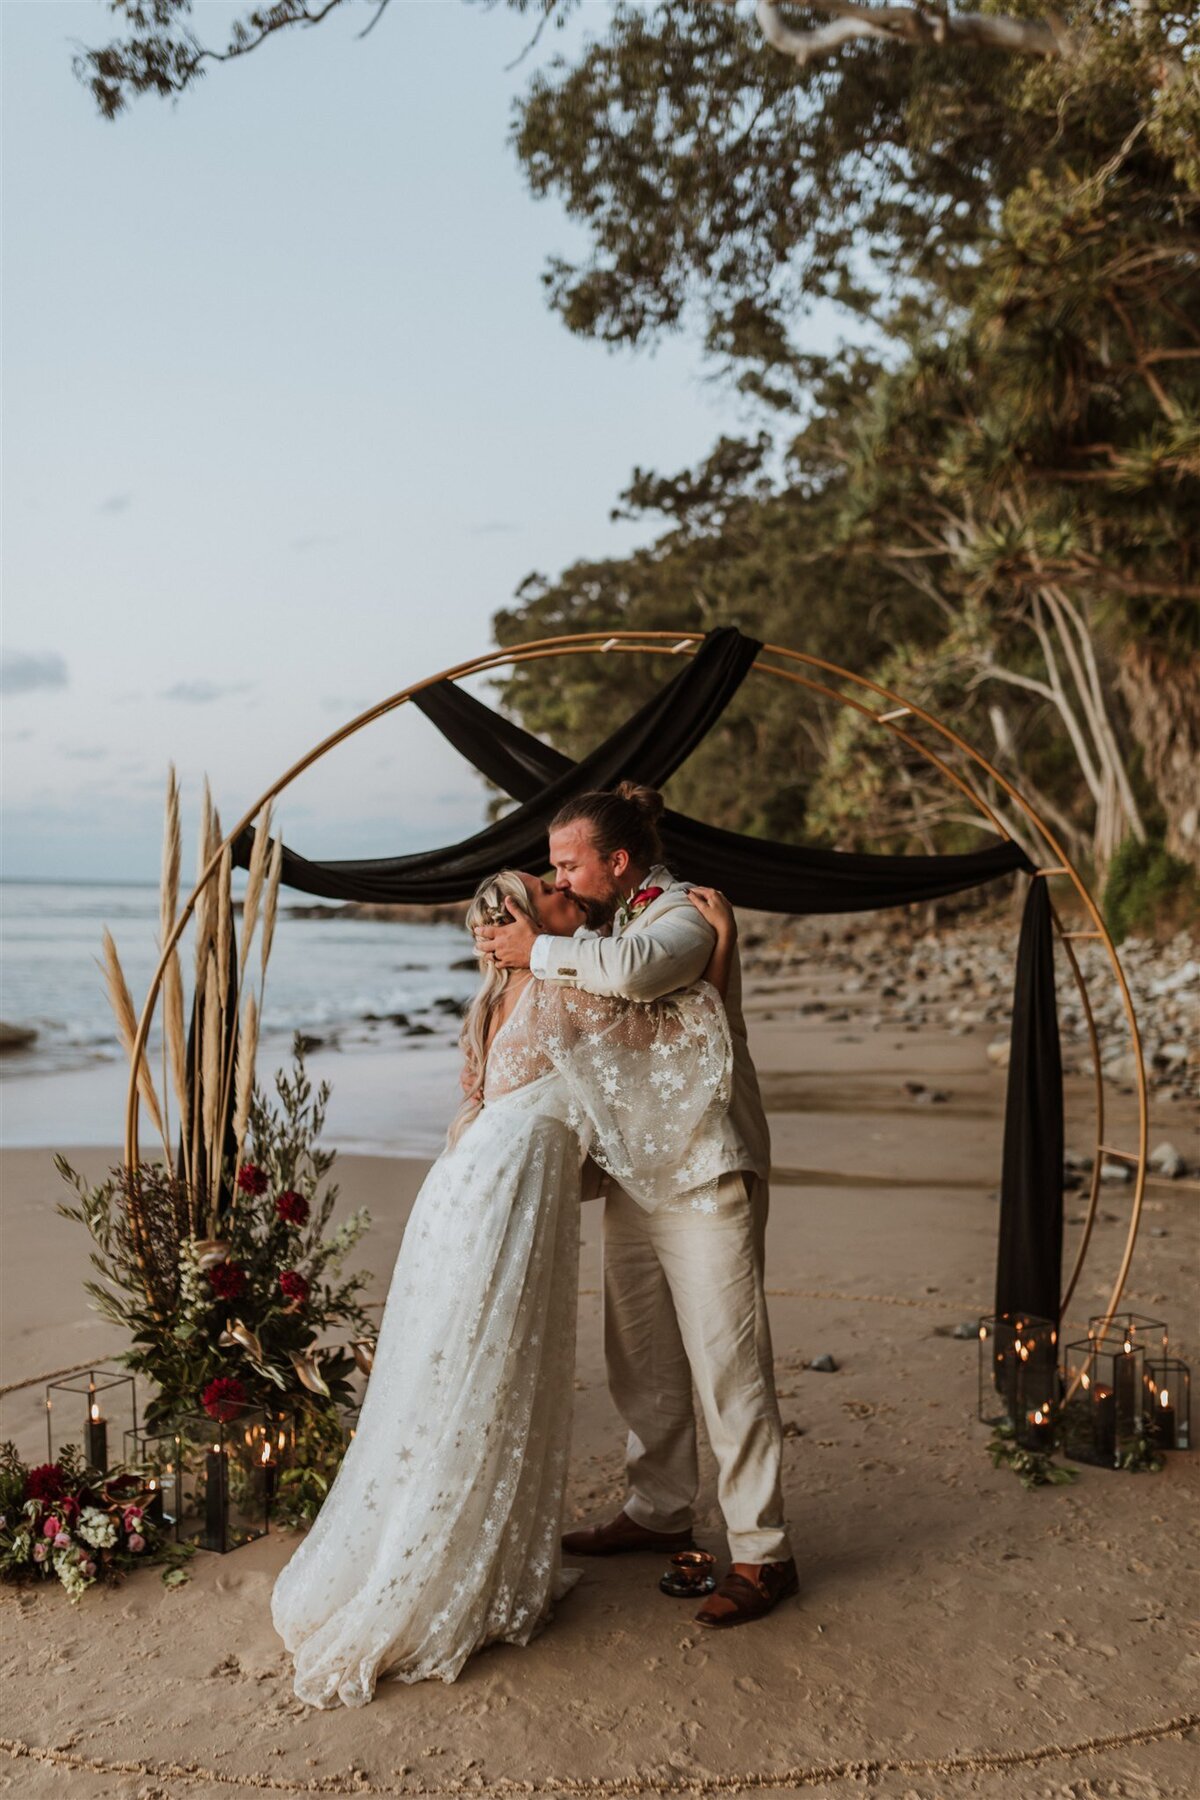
top-left (686, 886), bottom-right (736, 940)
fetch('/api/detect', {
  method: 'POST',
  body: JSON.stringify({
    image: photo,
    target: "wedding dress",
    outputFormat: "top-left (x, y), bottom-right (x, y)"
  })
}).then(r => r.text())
top-left (270, 976), bottom-right (740, 1707)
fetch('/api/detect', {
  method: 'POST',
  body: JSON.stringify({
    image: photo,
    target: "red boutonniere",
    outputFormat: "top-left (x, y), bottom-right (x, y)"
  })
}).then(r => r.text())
top-left (618, 885), bottom-right (664, 928)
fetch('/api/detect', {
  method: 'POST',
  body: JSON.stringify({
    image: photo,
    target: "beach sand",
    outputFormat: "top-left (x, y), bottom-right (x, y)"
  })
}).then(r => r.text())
top-left (1, 966), bottom-right (1196, 1799)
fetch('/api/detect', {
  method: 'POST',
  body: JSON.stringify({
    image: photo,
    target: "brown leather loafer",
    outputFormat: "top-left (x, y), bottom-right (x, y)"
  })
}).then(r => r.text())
top-left (693, 1556), bottom-right (799, 1629)
top-left (561, 1508), bottom-right (697, 1557)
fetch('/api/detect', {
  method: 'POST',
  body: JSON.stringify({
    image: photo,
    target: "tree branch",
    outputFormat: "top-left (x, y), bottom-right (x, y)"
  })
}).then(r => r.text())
top-left (751, 1), bottom-right (1069, 69)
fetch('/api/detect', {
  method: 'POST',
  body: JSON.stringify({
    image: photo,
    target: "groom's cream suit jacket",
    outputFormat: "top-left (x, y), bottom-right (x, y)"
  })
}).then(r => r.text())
top-left (529, 863), bottom-right (770, 1186)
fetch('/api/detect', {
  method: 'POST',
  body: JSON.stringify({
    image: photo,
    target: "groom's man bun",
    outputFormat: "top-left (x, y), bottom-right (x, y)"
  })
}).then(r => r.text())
top-left (551, 781), bottom-right (664, 866)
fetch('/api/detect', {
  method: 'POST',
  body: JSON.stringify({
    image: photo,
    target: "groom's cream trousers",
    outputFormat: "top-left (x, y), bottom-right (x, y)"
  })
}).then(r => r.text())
top-left (601, 1169), bottom-right (792, 1566)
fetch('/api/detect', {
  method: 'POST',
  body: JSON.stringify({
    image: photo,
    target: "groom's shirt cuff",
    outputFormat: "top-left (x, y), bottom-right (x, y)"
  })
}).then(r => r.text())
top-left (530, 930), bottom-right (586, 980)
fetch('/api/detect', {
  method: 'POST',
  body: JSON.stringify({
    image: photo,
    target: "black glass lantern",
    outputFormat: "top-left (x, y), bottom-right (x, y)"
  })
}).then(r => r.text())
top-left (1144, 1358), bottom-right (1191, 1451)
top-left (46, 1367), bottom-right (137, 1472)
top-left (1087, 1313), bottom-right (1168, 1361)
top-left (122, 1424), bottom-right (181, 1530)
top-left (1060, 1330), bottom-right (1146, 1467)
top-left (125, 1409), bottom-right (272, 1551)
top-left (978, 1313), bottom-right (1058, 1444)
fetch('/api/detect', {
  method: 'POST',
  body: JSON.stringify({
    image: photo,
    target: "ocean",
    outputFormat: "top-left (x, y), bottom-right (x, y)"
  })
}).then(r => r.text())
top-left (0, 880), bottom-right (482, 1156)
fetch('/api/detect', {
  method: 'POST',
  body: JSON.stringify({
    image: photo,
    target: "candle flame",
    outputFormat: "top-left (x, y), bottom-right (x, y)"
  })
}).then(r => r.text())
top-left (260, 1442), bottom-right (272, 1465)
top-left (90, 1401), bottom-right (101, 1423)
top-left (1161, 1389), bottom-right (1171, 1408)
top-left (1124, 1340), bottom-right (1133, 1354)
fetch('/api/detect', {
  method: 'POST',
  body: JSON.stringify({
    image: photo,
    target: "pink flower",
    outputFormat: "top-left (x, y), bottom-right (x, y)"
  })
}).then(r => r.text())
top-left (122, 1505), bottom-right (143, 1532)
top-left (127, 1532), bottom-right (146, 1554)
top-left (43, 1515), bottom-right (61, 1538)
top-left (81, 1559), bottom-right (96, 1578)
top-left (54, 1531), bottom-right (71, 1549)
top-left (32, 1541), bottom-right (49, 1563)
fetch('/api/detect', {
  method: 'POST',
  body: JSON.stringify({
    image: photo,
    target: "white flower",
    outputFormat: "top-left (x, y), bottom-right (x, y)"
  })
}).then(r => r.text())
top-left (77, 1506), bottom-right (117, 1549)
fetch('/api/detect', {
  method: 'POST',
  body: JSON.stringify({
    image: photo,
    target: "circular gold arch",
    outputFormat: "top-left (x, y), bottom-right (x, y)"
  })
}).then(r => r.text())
top-left (124, 630), bottom-right (1149, 1335)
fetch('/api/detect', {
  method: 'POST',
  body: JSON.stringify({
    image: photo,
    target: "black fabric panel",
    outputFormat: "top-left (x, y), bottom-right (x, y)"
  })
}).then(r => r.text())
top-left (995, 876), bottom-right (1064, 1325)
top-left (410, 667), bottom-right (1035, 909)
top-left (230, 627), bottom-right (761, 904)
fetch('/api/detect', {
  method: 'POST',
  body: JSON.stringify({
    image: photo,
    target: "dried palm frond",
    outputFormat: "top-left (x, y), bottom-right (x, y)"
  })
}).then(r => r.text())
top-left (163, 946), bottom-right (189, 1144)
top-left (260, 832), bottom-right (284, 978)
top-left (232, 989), bottom-right (258, 1167)
top-left (215, 840), bottom-right (232, 1010)
top-left (98, 927), bottom-right (164, 1141)
top-left (201, 945), bottom-right (222, 1216)
top-left (161, 762), bottom-right (181, 948)
top-left (238, 801), bottom-right (273, 974)
top-left (193, 779), bottom-right (214, 986)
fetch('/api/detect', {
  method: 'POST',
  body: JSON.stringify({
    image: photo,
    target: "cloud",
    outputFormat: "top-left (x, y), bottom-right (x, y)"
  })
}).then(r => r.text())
top-left (60, 745), bottom-right (112, 761)
top-left (161, 678), bottom-right (255, 704)
top-left (1, 649), bottom-right (68, 696)
top-left (100, 493), bottom-right (133, 514)
top-left (291, 532), bottom-right (346, 552)
top-left (469, 521), bottom-right (521, 535)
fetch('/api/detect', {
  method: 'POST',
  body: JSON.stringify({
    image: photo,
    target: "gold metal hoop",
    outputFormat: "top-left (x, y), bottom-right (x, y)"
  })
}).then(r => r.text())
top-left (123, 629), bottom-right (1147, 1331)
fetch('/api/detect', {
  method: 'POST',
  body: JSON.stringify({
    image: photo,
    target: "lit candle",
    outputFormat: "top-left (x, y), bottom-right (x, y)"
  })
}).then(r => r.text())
top-left (1154, 1386), bottom-right (1177, 1451)
top-left (85, 1397), bottom-right (108, 1472)
top-left (144, 1476), bottom-right (165, 1527)
top-left (205, 1444), bottom-right (227, 1551)
top-left (1024, 1408), bottom-right (1054, 1452)
top-left (1114, 1340), bottom-right (1138, 1432)
top-left (1092, 1383), bottom-right (1117, 1461)
top-left (260, 1439), bottom-right (277, 1504)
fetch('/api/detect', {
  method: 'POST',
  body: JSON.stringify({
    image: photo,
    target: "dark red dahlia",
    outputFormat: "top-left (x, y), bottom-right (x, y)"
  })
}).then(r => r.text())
top-left (24, 1462), bottom-right (67, 1504)
top-left (236, 1163), bottom-right (269, 1196)
top-left (207, 1261), bottom-right (246, 1302)
top-left (275, 1189), bottom-right (309, 1227)
top-left (278, 1270), bottom-right (310, 1304)
top-left (202, 1376), bottom-right (248, 1422)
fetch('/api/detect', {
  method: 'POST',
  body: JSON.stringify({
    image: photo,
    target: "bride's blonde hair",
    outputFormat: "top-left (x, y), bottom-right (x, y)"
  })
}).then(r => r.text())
top-left (445, 870), bottom-right (541, 1148)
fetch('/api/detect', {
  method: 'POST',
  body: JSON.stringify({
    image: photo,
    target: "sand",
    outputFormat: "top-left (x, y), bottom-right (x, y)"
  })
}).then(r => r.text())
top-left (1, 966), bottom-right (1197, 1799)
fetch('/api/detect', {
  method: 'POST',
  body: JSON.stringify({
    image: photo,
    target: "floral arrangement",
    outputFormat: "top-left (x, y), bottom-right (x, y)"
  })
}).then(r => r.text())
top-left (615, 884), bottom-right (664, 930)
top-left (56, 1035), bottom-right (373, 1433)
top-left (0, 1442), bottom-right (193, 1601)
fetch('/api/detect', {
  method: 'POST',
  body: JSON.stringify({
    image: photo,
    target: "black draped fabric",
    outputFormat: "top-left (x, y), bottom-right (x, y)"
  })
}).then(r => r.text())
top-left (412, 674), bottom-right (1035, 912)
top-left (995, 877), bottom-right (1064, 1325)
top-left (230, 627), bottom-right (760, 906)
top-left (223, 626), bottom-right (1062, 1323)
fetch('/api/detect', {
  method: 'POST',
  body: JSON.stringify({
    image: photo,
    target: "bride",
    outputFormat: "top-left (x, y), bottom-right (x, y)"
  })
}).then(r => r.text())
top-left (270, 868), bottom-right (741, 1708)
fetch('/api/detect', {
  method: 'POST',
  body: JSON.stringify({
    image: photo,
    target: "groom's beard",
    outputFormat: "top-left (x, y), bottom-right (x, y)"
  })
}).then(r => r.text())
top-left (574, 890), bottom-right (618, 931)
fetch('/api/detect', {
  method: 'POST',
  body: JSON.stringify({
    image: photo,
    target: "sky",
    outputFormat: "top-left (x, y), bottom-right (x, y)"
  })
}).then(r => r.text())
top-left (1, 1), bottom-right (836, 883)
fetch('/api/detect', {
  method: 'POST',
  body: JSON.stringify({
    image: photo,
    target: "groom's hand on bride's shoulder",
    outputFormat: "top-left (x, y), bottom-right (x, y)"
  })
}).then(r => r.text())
top-left (474, 898), bottom-right (537, 970)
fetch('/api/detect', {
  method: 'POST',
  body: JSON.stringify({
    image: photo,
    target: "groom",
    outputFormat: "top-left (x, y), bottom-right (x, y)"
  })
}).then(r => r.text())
top-left (476, 781), bottom-right (796, 1629)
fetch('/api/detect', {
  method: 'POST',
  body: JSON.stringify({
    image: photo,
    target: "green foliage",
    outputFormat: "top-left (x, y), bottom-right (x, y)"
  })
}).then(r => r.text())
top-left (987, 1420), bottom-right (1079, 1490)
top-left (56, 1034), bottom-right (373, 1431)
top-left (1103, 835), bottom-right (1200, 940)
top-left (270, 1405), bottom-right (354, 1532)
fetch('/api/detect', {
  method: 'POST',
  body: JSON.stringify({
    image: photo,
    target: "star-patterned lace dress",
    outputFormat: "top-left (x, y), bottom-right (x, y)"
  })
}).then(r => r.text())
top-left (270, 975), bottom-right (739, 1707)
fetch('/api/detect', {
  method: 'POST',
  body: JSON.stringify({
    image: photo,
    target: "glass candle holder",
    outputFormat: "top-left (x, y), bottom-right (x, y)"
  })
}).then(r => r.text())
top-left (122, 1424), bottom-right (181, 1531)
top-left (1144, 1358), bottom-right (1191, 1451)
top-left (1060, 1331), bottom-right (1146, 1468)
top-left (1087, 1313), bottom-right (1168, 1360)
top-left (978, 1313), bottom-right (1058, 1430)
top-left (130, 1409), bottom-right (272, 1552)
top-left (46, 1367), bottom-right (138, 1473)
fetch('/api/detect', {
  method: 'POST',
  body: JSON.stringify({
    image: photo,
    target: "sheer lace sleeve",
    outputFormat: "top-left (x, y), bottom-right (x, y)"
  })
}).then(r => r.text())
top-left (517, 979), bottom-right (744, 1213)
